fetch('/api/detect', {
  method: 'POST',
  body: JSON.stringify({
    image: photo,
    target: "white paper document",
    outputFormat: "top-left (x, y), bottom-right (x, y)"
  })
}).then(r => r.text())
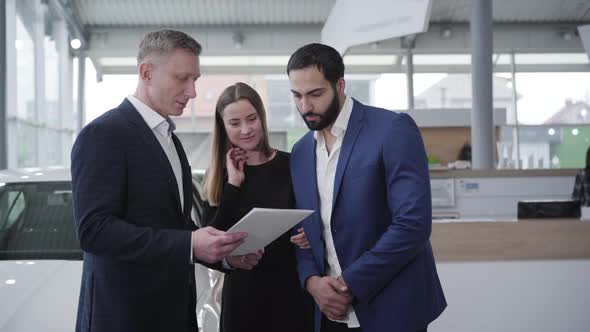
top-left (227, 208), bottom-right (314, 255)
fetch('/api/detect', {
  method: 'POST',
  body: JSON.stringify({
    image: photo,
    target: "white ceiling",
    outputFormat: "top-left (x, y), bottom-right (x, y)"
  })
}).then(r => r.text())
top-left (64, 0), bottom-right (590, 76)
top-left (70, 0), bottom-right (335, 27)
top-left (431, 0), bottom-right (590, 23)
top-left (69, 0), bottom-right (590, 28)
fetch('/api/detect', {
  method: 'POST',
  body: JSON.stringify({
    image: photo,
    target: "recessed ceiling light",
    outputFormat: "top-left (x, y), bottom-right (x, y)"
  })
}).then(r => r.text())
top-left (70, 38), bottom-right (82, 49)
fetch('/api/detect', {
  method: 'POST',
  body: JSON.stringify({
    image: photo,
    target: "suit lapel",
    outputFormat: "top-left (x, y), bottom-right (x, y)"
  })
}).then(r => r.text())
top-left (332, 100), bottom-right (364, 209)
top-left (119, 100), bottom-right (183, 217)
top-left (304, 136), bottom-right (321, 216)
top-left (302, 134), bottom-right (325, 272)
top-left (172, 133), bottom-right (194, 227)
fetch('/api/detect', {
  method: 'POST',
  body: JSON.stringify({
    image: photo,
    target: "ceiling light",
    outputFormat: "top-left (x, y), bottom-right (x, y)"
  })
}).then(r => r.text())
top-left (440, 28), bottom-right (452, 39)
top-left (572, 128), bottom-right (579, 136)
top-left (70, 38), bottom-right (81, 50)
top-left (558, 28), bottom-right (577, 41)
top-left (548, 128), bottom-right (555, 136)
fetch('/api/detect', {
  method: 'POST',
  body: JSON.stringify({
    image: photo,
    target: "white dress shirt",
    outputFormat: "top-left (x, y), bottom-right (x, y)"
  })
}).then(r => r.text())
top-left (127, 95), bottom-right (193, 259)
top-left (314, 95), bottom-right (360, 327)
top-left (127, 96), bottom-right (184, 208)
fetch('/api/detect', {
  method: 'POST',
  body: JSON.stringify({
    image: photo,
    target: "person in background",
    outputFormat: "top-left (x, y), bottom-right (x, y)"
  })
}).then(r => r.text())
top-left (457, 142), bottom-right (472, 162)
top-left (287, 43), bottom-right (447, 332)
top-left (572, 145), bottom-right (590, 206)
top-left (201, 82), bottom-right (313, 332)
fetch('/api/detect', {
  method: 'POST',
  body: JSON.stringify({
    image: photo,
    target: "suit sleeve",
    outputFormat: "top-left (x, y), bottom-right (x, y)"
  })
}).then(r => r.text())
top-left (71, 122), bottom-right (192, 265)
top-left (290, 146), bottom-right (323, 290)
top-left (342, 113), bottom-right (432, 303)
top-left (293, 222), bottom-right (322, 289)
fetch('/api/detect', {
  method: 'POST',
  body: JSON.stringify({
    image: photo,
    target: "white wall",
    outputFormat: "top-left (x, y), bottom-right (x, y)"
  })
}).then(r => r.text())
top-left (431, 260), bottom-right (590, 332)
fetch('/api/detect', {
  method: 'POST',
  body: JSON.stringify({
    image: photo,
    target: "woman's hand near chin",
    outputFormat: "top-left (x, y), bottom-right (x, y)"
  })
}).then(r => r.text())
top-left (227, 147), bottom-right (247, 187)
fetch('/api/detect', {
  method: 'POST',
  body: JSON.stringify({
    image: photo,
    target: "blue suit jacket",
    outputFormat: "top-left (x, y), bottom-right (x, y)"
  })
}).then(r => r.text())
top-left (290, 99), bottom-right (447, 332)
top-left (71, 99), bottom-right (204, 332)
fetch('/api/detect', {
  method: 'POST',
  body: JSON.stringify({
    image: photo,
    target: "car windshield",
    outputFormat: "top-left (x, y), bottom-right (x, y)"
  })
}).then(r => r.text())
top-left (0, 181), bottom-right (82, 260)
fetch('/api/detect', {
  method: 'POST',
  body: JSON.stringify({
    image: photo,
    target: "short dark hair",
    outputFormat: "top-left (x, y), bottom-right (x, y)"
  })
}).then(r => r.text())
top-left (586, 145), bottom-right (590, 169)
top-left (137, 29), bottom-right (202, 64)
top-left (287, 43), bottom-right (345, 84)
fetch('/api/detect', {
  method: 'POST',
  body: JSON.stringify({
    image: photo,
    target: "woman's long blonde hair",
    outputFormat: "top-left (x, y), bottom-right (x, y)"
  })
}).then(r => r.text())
top-left (201, 82), bottom-right (273, 206)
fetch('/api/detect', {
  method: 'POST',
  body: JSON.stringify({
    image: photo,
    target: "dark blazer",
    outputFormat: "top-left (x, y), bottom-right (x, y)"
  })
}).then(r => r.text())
top-left (290, 99), bottom-right (447, 332)
top-left (72, 99), bottom-right (201, 332)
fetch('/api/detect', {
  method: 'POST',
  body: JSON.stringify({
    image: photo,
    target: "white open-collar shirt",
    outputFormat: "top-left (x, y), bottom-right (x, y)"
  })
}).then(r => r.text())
top-left (314, 95), bottom-right (360, 327)
top-left (127, 95), bottom-right (184, 209)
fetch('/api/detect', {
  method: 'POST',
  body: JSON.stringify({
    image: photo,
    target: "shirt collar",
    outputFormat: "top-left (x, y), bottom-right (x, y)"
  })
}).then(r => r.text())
top-left (127, 95), bottom-right (175, 135)
top-left (314, 95), bottom-right (353, 141)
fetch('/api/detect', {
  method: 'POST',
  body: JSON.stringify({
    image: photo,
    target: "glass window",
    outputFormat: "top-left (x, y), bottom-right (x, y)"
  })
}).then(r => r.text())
top-left (374, 74), bottom-right (407, 110)
top-left (412, 73), bottom-right (515, 130)
top-left (514, 72), bottom-right (590, 125)
top-left (498, 125), bottom-right (590, 169)
top-left (414, 74), bottom-right (471, 109)
top-left (45, 35), bottom-right (59, 128)
top-left (346, 79), bottom-right (373, 105)
top-left (0, 182), bottom-right (81, 260)
top-left (16, 122), bottom-right (37, 167)
top-left (15, 11), bottom-right (35, 122)
top-left (6, 192), bottom-right (26, 229)
top-left (343, 55), bottom-right (397, 66)
top-left (0, 191), bottom-right (23, 230)
top-left (46, 131), bottom-right (61, 166)
top-left (9, 1), bottom-right (76, 168)
top-left (515, 53), bottom-right (589, 65)
top-left (411, 54), bottom-right (471, 66)
top-left (84, 71), bottom-right (137, 125)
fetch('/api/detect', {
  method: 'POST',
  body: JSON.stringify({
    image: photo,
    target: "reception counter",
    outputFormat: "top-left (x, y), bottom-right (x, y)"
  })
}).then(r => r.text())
top-left (428, 169), bottom-right (576, 220)
top-left (429, 168), bottom-right (577, 178)
top-left (431, 219), bottom-right (590, 261)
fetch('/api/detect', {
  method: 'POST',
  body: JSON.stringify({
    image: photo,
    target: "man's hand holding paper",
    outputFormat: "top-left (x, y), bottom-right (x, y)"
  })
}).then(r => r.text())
top-left (227, 208), bottom-right (314, 255)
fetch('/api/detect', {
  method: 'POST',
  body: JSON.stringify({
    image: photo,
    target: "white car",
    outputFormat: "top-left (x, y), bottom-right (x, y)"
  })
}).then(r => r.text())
top-left (0, 167), bottom-right (222, 332)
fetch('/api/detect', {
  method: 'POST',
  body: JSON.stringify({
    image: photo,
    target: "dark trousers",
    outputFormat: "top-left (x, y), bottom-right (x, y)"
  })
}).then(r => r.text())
top-left (320, 315), bottom-right (427, 332)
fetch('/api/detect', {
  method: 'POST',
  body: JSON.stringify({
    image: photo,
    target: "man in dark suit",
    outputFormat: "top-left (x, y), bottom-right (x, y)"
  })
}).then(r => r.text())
top-left (287, 44), bottom-right (447, 332)
top-left (71, 29), bottom-right (260, 332)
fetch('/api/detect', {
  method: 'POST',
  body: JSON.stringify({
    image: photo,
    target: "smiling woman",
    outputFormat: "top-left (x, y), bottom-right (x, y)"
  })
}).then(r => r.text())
top-left (199, 82), bottom-right (314, 332)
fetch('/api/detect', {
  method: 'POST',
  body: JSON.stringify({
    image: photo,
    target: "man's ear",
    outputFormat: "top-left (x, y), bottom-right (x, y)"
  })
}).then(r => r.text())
top-left (336, 77), bottom-right (346, 95)
top-left (139, 62), bottom-right (153, 83)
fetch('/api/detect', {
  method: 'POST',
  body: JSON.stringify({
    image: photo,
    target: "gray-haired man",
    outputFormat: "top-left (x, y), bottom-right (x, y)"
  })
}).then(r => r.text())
top-left (72, 29), bottom-right (260, 332)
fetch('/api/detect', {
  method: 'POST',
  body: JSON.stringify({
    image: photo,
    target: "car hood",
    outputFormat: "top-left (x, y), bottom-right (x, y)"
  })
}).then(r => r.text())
top-left (0, 260), bottom-right (82, 332)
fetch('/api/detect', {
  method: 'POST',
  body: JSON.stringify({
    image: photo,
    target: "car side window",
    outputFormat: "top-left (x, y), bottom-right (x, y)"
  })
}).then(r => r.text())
top-left (0, 191), bottom-right (25, 231)
top-left (6, 192), bottom-right (26, 229)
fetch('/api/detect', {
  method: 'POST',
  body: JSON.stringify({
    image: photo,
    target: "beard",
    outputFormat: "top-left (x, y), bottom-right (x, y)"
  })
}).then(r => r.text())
top-left (299, 91), bottom-right (341, 131)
